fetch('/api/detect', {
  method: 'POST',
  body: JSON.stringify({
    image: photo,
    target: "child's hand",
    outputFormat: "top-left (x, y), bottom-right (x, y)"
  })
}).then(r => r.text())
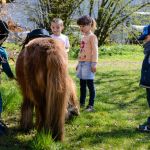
top-left (91, 65), bottom-right (96, 73)
top-left (0, 56), bottom-right (7, 63)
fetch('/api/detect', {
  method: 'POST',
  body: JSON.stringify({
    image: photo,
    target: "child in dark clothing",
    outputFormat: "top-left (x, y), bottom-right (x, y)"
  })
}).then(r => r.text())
top-left (138, 24), bottom-right (150, 132)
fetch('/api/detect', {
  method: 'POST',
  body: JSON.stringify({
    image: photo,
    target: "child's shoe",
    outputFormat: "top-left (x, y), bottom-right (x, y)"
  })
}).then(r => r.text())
top-left (138, 117), bottom-right (150, 132)
top-left (85, 105), bottom-right (94, 112)
top-left (138, 124), bottom-right (150, 132)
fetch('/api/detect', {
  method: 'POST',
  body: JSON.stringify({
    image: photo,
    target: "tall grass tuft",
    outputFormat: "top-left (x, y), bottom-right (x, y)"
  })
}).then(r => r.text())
top-left (30, 130), bottom-right (64, 150)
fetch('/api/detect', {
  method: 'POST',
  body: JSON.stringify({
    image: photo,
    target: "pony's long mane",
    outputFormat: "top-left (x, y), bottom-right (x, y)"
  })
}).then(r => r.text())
top-left (16, 38), bottom-right (79, 141)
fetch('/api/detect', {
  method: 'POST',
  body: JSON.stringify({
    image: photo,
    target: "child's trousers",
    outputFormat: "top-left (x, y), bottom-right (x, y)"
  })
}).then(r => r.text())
top-left (146, 88), bottom-right (150, 107)
top-left (0, 93), bottom-right (2, 113)
top-left (80, 79), bottom-right (95, 106)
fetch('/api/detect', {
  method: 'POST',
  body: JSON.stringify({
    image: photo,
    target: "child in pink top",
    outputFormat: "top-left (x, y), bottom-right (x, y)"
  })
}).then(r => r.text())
top-left (76, 15), bottom-right (98, 112)
top-left (50, 18), bottom-right (70, 53)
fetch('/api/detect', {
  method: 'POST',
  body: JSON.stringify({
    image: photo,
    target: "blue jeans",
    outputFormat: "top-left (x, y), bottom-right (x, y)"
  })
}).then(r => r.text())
top-left (0, 93), bottom-right (2, 113)
top-left (80, 79), bottom-right (95, 106)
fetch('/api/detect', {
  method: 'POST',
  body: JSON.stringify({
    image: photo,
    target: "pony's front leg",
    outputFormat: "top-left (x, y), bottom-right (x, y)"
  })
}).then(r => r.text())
top-left (20, 97), bottom-right (34, 132)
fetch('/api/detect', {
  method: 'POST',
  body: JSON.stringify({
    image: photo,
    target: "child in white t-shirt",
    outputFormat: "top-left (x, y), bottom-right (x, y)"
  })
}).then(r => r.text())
top-left (50, 18), bottom-right (70, 52)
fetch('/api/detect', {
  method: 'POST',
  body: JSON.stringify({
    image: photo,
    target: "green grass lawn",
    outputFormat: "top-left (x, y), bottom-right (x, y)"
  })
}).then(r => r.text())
top-left (1, 44), bottom-right (150, 150)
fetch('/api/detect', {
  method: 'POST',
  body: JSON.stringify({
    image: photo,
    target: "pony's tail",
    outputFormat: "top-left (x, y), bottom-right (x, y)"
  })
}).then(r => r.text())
top-left (45, 40), bottom-right (67, 141)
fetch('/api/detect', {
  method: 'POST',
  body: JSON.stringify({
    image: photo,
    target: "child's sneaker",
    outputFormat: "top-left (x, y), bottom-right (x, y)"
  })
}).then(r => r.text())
top-left (138, 117), bottom-right (150, 132)
top-left (85, 105), bottom-right (94, 112)
top-left (138, 124), bottom-right (150, 132)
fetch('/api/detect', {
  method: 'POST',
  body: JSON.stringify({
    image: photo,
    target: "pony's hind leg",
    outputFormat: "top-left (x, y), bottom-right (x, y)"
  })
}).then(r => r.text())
top-left (20, 97), bottom-right (34, 132)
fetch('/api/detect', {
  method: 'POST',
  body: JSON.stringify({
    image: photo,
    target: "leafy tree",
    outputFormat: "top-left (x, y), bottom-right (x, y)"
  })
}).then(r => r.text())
top-left (94, 0), bottom-right (150, 45)
top-left (29, 0), bottom-right (84, 30)
top-left (27, 0), bottom-right (149, 46)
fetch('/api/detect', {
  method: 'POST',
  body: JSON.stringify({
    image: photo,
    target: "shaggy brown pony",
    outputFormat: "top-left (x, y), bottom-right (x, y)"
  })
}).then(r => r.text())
top-left (16, 37), bottom-right (79, 141)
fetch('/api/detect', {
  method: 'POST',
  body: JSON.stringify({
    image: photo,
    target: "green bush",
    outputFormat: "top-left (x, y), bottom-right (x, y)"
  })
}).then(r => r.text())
top-left (3, 42), bottom-right (143, 59)
top-left (99, 44), bottom-right (142, 56)
top-left (68, 46), bottom-right (80, 59)
top-left (69, 44), bottom-right (143, 59)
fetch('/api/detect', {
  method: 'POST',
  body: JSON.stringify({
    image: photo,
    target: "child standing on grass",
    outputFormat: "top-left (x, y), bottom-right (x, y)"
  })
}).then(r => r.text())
top-left (0, 20), bottom-right (14, 135)
top-left (50, 18), bottom-right (70, 53)
top-left (76, 15), bottom-right (98, 112)
top-left (138, 24), bottom-right (150, 132)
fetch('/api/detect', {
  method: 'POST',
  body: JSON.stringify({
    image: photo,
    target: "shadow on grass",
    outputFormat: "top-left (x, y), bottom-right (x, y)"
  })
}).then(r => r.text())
top-left (0, 127), bottom-right (33, 150)
top-left (75, 127), bottom-right (150, 147)
top-left (95, 70), bottom-right (147, 110)
top-left (0, 115), bottom-right (34, 150)
top-left (0, 116), bottom-right (64, 150)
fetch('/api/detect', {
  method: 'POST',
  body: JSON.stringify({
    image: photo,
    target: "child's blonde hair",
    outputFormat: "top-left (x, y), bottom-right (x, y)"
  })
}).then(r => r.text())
top-left (51, 18), bottom-right (64, 26)
top-left (77, 15), bottom-right (97, 32)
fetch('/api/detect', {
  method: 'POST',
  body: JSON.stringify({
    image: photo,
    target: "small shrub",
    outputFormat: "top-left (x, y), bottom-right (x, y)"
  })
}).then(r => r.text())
top-left (100, 44), bottom-right (142, 56)
top-left (69, 46), bottom-right (80, 59)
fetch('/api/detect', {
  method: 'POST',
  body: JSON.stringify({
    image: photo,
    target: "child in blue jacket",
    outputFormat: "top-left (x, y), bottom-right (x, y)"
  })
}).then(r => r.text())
top-left (0, 20), bottom-right (14, 135)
